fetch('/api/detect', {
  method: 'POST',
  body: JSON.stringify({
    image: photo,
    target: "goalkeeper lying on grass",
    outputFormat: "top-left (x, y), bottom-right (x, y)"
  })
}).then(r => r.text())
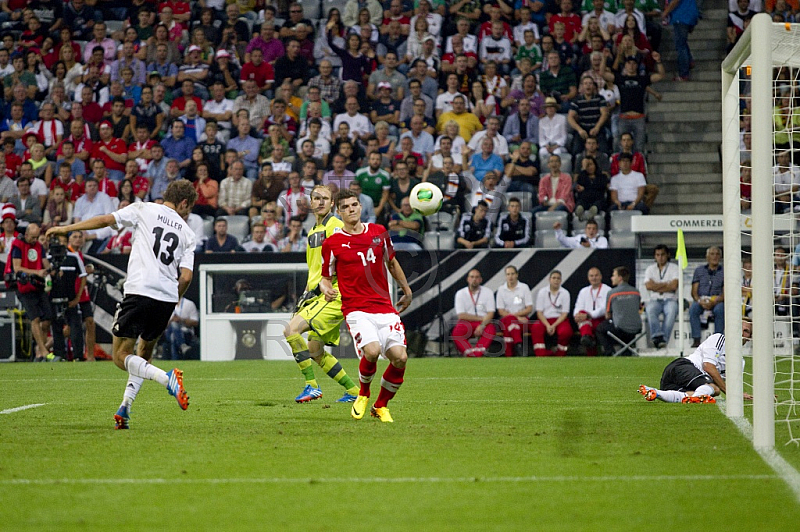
top-left (638, 319), bottom-right (754, 404)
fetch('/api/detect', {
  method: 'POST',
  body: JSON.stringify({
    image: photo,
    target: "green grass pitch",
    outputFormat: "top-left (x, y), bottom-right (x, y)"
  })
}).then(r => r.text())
top-left (1, 357), bottom-right (799, 531)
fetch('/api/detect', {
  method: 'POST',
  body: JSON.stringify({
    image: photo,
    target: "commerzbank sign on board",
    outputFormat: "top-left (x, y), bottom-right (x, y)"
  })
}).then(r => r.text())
top-left (630, 215), bottom-right (794, 232)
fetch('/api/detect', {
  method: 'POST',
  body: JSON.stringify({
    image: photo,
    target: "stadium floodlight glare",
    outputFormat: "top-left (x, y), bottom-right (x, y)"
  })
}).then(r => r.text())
top-left (721, 14), bottom-right (800, 449)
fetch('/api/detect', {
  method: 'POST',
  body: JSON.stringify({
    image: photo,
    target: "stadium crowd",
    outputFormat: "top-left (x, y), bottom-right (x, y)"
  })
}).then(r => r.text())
top-left (0, 0), bottom-right (687, 256)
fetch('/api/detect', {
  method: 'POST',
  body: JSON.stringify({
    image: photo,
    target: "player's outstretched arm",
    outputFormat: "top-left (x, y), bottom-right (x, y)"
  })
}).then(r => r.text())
top-left (387, 257), bottom-right (413, 313)
top-left (45, 214), bottom-right (117, 239)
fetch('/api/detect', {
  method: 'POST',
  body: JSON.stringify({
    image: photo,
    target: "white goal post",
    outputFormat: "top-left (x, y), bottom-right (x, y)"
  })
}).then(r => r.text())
top-left (721, 13), bottom-right (776, 449)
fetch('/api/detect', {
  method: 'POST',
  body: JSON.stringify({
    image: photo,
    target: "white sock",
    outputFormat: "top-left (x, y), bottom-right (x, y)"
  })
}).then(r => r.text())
top-left (656, 390), bottom-right (686, 403)
top-left (124, 355), bottom-right (169, 387)
top-left (693, 384), bottom-right (714, 397)
top-left (121, 375), bottom-right (144, 408)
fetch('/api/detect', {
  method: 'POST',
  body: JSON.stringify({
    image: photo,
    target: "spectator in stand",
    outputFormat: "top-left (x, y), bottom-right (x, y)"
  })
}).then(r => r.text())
top-left (661, 0), bottom-right (699, 82)
top-left (689, 246), bottom-right (725, 347)
top-left (644, 244), bottom-right (680, 349)
top-left (534, 155), bottom-right (575, 216)
top-left (772, 150), bottom-right (798, 214)
top-left (456, 201), bottom-right (491, 249)
top-left (218, 161), bottom-right (252, 216)
top-left (468, 116), bottom-right (509, 161)
top-left (277, 215), bottom-right (307, 252)
top-left (227, 119), bottom-right (261, 180)
top-left (371, 82), bottom-right (402, 137)
top-left (274, 38), bottom-right (310, 89)
top-left (72, 177), bottom-right (115, 253)
top-left (388, 196), bottom-right (424, 251)
top-left (568, 76), bottom-right (610, 156)
top-left (233, 80), bottom-right (271, 132)
top-left (539, 97), bottom-right (571, 174)
top-left (191, 162), bottom-right (218, 218)
top-left (596, 266), bottom-right (642, 356)
top-left (436, 94), bottom-right (483, 142)
top-left (178, 101), bottom-right (206, 144)
top-left (494, 197), bottom-right (531, 248)
top-left (90, 120), bottom-right (128, 183)
top-left (10, 176), bottom-right (43, 229)
top-left (149, 158), bottom-right (181, 201)
top-left (400, 115), bottom-right (435, 163)
top-left (573, 155), bottom-right (610, 220)
top-left (553, 219), bottom-right (607, 248)
top-left (609, 152), bottom-right (647, 213)
top-left (504, 141), bottom-right (538, 194)
top-left (469, 136), bottom-right (505, 182)
top-left (41, 185), bottom-right (73, 231)
top-left (205, 217), bottom-right (240, 253)
top-left (479, 21), bottom-right (513, 75)
top-left (503, 98), bottom-right (539, 152)
top-left (531, 269), bottom-right (573, 357)
top-left (240, 48), bottom-right (275, 95)
top-left (242, 222), bottom-right (277, 253)
top-left (388, 160), bottom-right (419, 213)
top-left (452, 269), bottom-right (497, 357)
top-left (610, 132), bottom-right (647, 177)
top-left (539, 51), bottom-right (577, 114)
top-left (322, 153), bottom-right (356, 193)
top-left (355, 152), bottom-right (391, 219)
top-left (160, 119), bottom-right (196, 173)
top-left (573, 267), bottom-right (612, 356)
top-left (574, 135), bottom-right (611, 178)
top-left (92, 159), bottom-right (118, 198)
top-left (602, 54), bottom-right (665, 153)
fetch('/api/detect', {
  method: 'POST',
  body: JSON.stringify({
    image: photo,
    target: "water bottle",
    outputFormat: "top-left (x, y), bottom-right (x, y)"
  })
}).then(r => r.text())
top-left (45, 274), bottom-right (52, 293)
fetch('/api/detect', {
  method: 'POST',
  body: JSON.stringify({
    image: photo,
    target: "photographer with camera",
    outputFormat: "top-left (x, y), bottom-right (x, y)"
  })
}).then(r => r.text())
top-left (48, 234), bottom-right (87, 362)
top-left (3, 223), bottom-right (53, 362)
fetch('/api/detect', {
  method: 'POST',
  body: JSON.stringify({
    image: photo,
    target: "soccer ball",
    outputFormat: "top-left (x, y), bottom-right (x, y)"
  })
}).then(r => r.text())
top-left (409, 182), bottom-right (443, 216)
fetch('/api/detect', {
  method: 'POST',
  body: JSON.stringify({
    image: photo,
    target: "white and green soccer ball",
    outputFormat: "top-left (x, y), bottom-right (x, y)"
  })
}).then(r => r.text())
top-left (409, 182), bottom-right (443, 216)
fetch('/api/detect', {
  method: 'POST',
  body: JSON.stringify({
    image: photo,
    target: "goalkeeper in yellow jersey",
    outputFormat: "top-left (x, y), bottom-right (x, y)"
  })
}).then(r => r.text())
top-left (283, 184), bottom-right (360, 403)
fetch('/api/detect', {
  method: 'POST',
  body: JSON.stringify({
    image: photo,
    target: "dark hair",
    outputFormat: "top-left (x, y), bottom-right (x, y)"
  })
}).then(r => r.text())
top-left (614, 266), bottom-right (630, 283)
top-left (508, 197), bottom-right (521, 205)
top-left (654, 244), bottom-right (670, 255)
top-left (585, 219), bottom-right (599, 228)
top-left (618, 152), bottom-right (633, 161)
top-left (335, 188), bottom-right (360, 208)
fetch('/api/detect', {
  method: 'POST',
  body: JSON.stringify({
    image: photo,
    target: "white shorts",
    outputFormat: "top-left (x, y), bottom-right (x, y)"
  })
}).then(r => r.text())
top-left (345, 311), bottom-right (407, 358)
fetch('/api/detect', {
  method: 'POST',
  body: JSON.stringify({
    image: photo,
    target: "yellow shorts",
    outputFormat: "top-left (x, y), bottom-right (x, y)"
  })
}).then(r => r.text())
top-left (297, 292), bottom-right (343, 346)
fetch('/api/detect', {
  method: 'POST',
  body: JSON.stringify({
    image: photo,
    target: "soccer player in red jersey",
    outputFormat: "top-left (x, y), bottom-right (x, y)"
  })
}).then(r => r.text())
top-left (320, 189), bottom-right (413, 423)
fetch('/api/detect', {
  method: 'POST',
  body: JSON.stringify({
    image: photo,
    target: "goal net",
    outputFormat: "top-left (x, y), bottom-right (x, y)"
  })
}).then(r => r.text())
top-left (722, 14), bottom-right (800, 448)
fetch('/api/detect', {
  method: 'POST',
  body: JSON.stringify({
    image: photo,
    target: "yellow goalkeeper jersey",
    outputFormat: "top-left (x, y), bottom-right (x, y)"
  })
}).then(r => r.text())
top-left (306, 213), bottom-right (343, 291)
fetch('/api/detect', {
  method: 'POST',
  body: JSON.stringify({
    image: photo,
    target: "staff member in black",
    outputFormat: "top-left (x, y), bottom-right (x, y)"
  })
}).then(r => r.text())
top-left (49, 233), bottom-right (87, 361)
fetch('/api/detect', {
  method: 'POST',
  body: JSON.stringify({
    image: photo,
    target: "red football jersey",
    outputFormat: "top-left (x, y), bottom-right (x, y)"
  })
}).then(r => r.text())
top-left (322, 223), bottom-right (397, 317)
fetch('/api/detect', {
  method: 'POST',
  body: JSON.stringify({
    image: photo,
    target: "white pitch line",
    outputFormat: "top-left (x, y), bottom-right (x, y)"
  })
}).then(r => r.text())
top-left (0, 403), bottom-right (46, 415)
top-left (718, 398), bottom-right (800, 503)
top-left (0, 474), bottom-right (777, 486)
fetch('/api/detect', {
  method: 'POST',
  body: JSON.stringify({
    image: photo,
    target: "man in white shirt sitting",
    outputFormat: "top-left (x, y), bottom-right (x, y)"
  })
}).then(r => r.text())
top-left (531, 269), bottom-right (572, 357)
top-left (644, 244), bottom-right (679, 349)
top-left (609, 152), bottom-right (647, 213)
top-left (242, 223), bottom-right (278, 252)
top-left (573, 267), bottom-right (611, 356)
top-left (495, 266), bottom-right (533, 357)
top-left (452, 269), bottom-right (497, 357)
top-left (553, 219), bottom-right (608, 248)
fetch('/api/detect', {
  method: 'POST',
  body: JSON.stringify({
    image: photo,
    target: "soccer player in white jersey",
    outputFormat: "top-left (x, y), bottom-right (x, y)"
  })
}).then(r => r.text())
top-left (320, 189), bottom-right (413, 423)
top-left (47, 181), bottom-right (198, 429)
top-left (573, 267), bottom-right (611, 356)
top-left (638, 320), bottom-right (754, 404)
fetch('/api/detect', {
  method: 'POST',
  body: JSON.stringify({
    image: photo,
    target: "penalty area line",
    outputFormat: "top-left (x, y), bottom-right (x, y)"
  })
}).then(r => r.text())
top-left (0, 474), bottom-right (777, 486)
top-left (718, 398), bottom-right (800, 503)
top-left (0, 403), bottom-right (46, 415)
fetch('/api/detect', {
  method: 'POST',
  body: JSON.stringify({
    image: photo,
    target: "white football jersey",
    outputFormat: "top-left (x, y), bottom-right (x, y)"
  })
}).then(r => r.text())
top-left (113, 202), bottom-right (196, 303)
top-left (687, 333), bottom-right (730, 378)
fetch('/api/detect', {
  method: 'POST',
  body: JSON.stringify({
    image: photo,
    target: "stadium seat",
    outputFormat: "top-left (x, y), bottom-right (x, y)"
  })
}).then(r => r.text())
top-left (321, 0), bottom-right (348, 17)
top-left (202, 218), bottom-right (214, 239)
top-left (534, 229), bottom-right (561, 248)
top-left (534, 210), bottom-right (568, 231)
top-left (507, 191), bottom-right (535, 211)
top-left (220, 216), bottom-right (250, 242)
top-left (427, 211), bottom-right (455, 231)
top-left (609, 210), bottom-right (642, 232)
top-left (424, 231), bottom-right (455, 250)
top-left (572, 212), bottom-right (606, 233)
top-left (105, 21), bottom-right (124, 34)
top-left (303, 1), bottom-right (321, 20)
top-left (608, 231), bottom-right (638, 248)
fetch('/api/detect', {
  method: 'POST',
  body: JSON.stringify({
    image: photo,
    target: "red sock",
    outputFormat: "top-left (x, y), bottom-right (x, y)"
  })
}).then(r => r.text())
top-left (358, 357), bottom-right (377, 397)
top-left (373, 364), bottom-right (405, 408)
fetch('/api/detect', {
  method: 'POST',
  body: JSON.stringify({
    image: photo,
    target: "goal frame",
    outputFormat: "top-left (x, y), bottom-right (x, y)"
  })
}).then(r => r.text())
top-left (721, 13), bottom-right (775, 450)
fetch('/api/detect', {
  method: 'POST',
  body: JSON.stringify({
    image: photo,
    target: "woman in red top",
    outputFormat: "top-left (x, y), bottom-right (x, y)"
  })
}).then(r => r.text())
top-left (192, 162), bottom-right (219, 218)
